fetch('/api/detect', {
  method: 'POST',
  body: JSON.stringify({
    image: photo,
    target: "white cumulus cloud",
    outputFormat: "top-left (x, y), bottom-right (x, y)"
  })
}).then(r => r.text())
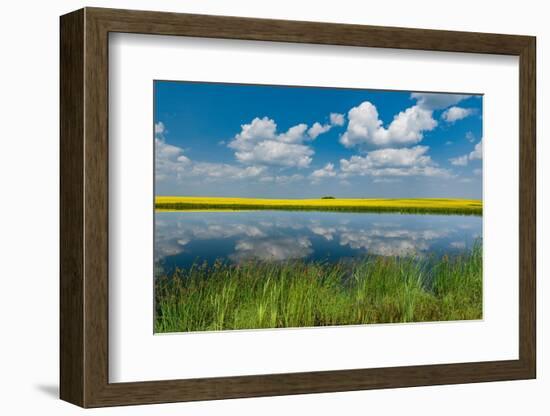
top-left (189, 162), bottom-right (266, 180)
top-left (234, 140), bottom-right (313, 168)
top-left (229, 117), bottom-right (315, 168)
top-left (155, 122), bottom-right (267, 183)
top-left (448, 140), bottom-right (482, 167)
top-left (228, 112), bottom-right (345, 168)
top-left (340, 101), bottom-right (437, 149)
top-left (330, 112), bottom-right (345, 126)
top-left (233, 116), bottom-right (277, 143)
top-left (441, 106), bottom-right (475, 123)
top-left (411, 93), bottom-right (471, 110)
top-left (258, 174), bottom-right (304, 184)
top-left (279, 123), bottom-right (309, 143)
top-left (340, 145), bottom-right (451, 178)
top-left (155, 135), bottom-right (190, 181)
top-left (310, 163), bottom-right (337, 182)
top-left (307, 112), bottom-right (346, 139)
top-left (307, 122), bottom-right (332, 139)
top-left (449, 155), bottom-right (469, 166)
top-left (155, 121), bottom-right (165, 135)
top-left (469, 141), bottom-right (482, 160)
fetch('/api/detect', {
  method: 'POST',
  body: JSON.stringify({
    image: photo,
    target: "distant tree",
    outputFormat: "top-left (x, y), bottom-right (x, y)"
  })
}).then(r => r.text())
top-left (321, 196), bottom-right (335, 199)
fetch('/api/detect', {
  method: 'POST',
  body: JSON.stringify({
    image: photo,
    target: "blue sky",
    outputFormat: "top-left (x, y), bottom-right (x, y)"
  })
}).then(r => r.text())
top-left (154, 81), bottom-right (482, 199)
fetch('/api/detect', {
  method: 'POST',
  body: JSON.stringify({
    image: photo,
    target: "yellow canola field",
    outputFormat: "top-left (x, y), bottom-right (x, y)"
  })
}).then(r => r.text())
top-left (155, 196), bottom-right (482, 214)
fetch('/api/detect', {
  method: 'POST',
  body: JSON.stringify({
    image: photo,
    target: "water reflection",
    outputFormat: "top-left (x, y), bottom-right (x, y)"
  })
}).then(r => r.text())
top-left (230, 236), bottom-right (313, 262)
top-left (155, 211), bottom-right (481, 274)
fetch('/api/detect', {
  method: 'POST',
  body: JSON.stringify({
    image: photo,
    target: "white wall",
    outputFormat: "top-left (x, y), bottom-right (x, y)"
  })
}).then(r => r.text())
top-left (0, 0), bottom-right (546, 414)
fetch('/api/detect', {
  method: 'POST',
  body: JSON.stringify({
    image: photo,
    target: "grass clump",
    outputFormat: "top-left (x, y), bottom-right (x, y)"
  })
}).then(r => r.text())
top-left (154, 243), bottom-right (482, 333)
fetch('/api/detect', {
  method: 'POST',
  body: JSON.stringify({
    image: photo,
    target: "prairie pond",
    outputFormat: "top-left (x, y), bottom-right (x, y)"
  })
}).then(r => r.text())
top-left (154, 211), bottom-right (481, 275)
top-left (154, 210), bottom-right (483, 332)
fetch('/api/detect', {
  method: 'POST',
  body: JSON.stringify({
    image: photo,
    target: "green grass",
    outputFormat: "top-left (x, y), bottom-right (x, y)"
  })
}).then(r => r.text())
top-left (154, 243), bottom-right (482, 333)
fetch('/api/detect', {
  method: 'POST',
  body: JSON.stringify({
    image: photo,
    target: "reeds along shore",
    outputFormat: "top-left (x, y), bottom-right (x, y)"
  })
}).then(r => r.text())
top-left (154, 197), bottom-right (483, 216)
top-left (154, 243), bottom-right (482, 333)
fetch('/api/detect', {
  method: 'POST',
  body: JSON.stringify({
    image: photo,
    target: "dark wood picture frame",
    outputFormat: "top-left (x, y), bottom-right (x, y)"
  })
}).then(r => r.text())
top-left (60, 7), bottom-right (536, 408)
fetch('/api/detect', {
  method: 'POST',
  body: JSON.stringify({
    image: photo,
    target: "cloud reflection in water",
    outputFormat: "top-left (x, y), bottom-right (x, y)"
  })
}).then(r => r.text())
top-left (154, 211), bottom-right (482, 270)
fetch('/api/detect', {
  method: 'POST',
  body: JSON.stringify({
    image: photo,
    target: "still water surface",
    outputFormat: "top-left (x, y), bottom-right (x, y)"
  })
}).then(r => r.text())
top-left (154, 211), bottom-right (481, 275)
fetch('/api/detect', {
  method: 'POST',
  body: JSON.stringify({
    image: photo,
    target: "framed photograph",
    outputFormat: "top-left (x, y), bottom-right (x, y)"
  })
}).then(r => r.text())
top-left (60, 7), bottom-right (536, 407)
